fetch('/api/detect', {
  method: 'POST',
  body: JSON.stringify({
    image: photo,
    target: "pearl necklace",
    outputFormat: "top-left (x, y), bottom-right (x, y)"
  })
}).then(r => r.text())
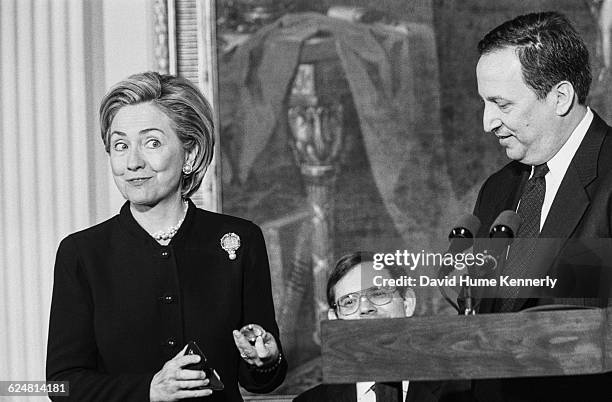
top-left (152, 200), bottom-right (188, 241)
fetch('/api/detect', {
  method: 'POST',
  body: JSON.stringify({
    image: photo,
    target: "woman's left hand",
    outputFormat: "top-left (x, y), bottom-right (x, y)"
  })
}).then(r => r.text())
top-left (232, 326), bottom-right (279, 368)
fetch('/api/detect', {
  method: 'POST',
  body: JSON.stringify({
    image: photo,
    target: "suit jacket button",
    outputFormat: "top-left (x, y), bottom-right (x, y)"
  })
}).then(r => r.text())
top-left (162, 295), bottom-right (174, 304)
top-left (160, 250), bottom-right (170, 258)
top-left (166, 338), bottom-right (176, 347)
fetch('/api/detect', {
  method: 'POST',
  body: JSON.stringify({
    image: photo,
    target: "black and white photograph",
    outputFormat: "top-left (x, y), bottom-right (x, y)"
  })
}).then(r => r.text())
top-left (2, 0), bottom-right (612, 401)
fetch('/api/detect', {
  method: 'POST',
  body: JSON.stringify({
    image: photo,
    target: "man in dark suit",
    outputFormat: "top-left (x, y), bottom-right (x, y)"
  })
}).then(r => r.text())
top-left (474, 10), bottom-right (612, 312)
top-left (294, 252), bottom-right (463, 402)
top-left (471, 11), bottom-right (612, 401)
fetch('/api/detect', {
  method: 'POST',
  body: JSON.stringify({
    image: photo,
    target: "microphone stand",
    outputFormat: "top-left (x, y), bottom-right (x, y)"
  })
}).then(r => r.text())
top-left (461, 262), bottom-right (478, 315)
top-left (463, 279), bottom-right (476, 315)
top-left (437, 215), bottom-right (481, 314)
top-left (438, 265), bottom-right (461, 314)
top-left (462, 210), bottom-right (519, 314)
top-left (485, 226), bottom-right (513, 310)
top-left (470, 240), bottom-right (511, 314)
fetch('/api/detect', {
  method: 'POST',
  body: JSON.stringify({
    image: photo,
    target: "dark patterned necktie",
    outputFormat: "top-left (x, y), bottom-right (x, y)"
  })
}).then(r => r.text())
top-left (373, 382), bottom-right (403, 402)
top-left (497, 163), bottom-right (549, 312)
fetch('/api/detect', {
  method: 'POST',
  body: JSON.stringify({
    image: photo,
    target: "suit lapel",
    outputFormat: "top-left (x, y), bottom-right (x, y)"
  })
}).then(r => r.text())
top-left (510, 113), bottom-right (606, 310)
top-left (540, 165), bottom-right (590, 238)
top-left (474, 163), bottom-right (529, 313)
top-left (505, 166), bottom-right (530, 212)
top-left (476, 162), bottom-right (529, 237)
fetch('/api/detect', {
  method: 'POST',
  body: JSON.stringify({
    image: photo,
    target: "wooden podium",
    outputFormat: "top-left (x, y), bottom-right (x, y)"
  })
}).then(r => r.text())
top-left (321, 307), bottom-right (612, 383)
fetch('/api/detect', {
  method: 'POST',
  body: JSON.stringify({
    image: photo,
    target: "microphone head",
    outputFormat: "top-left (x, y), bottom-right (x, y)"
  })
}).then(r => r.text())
top-left (448, 214), bottom-right (481, 240)
top-left (447, 214), bottom-right (481, 255)
top-left (489, 210), bottom-right (521, 239)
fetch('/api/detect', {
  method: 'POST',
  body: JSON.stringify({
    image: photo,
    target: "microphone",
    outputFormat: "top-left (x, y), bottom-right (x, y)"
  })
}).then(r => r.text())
top-left (463, 211), bottom-right (521, 314)
top-left (476, 210), bottom-right (521, 277)
top-left (490, 210), bottom-right (520, 240)
top-left (448, 214), bottom-right (482, 254)
top-left (438, 214), bottom-right (481, 278)
top-left (438, 214), bottom-right (481, 314)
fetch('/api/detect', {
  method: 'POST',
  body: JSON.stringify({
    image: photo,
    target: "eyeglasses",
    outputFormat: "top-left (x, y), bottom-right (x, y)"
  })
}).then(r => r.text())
top-left (333, 286), bottom-right (398, 316)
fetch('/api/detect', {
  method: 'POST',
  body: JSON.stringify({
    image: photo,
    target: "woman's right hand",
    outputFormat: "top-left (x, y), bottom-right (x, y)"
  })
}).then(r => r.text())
top-left (150, 345), bottom-right (212, 401)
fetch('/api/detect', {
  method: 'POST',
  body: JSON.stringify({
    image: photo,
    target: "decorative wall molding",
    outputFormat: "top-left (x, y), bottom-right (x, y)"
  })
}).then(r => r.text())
top-left (158, 0), bottom-right (221, 211)
top-left (153, 0), bottom-right (170, 74)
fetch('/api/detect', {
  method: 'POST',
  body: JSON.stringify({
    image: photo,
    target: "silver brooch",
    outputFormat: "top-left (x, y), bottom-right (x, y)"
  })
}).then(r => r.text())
top-left (220, 232), bottom-right (240, 260)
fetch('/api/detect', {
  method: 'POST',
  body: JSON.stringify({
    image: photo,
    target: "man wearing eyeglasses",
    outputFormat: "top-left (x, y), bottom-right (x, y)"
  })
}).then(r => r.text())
top-left (327, 252), bottom-right (416, 322)
top-left (294, 252), bottom-right (459, 402)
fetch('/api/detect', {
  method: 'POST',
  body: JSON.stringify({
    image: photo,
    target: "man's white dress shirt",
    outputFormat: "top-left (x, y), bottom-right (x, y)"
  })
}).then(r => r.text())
top-left (356, 381), bottom-right (409, 402)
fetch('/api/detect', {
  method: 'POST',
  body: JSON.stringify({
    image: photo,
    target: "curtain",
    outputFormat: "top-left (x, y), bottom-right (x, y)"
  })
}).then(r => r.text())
top-left (0, 0), bottom-right (92, 396)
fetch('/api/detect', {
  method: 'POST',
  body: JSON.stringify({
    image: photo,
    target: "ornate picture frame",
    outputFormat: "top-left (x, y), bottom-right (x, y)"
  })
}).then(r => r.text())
top-left (154, 0), bottom-right (221, 212)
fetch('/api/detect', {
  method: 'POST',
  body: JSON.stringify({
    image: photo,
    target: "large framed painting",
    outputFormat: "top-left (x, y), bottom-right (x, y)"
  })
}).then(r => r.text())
top-left (157, 0), bottom-right (612, 395)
